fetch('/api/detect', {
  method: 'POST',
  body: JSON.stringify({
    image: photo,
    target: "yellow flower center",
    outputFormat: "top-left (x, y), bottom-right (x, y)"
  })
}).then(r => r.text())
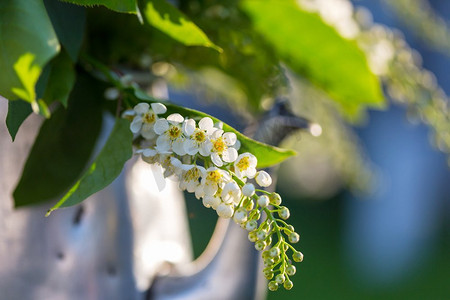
top-left (143, 112), bottom-right (156, 124)
top-left (168, 125), bottom-right (181, 139)
top-left (206, 170), bottom-right (222, 183)
top-left (193, 130), bottom-right (206, 143)
top-left (212, 137), bottom-right (226, 154)
top-left (184, 167), bottom-right (200, 182)
top-left (236, 156), bottom-right (250, 171)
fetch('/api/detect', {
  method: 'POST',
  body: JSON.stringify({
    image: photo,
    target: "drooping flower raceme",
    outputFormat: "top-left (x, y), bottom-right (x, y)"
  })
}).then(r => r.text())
top-left (126, 102), bottom-right (303, 292)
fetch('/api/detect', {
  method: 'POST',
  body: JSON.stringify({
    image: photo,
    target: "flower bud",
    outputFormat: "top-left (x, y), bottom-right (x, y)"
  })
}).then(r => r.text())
top-left (265, 236), bottom-right (272, 246)
top-left (248, 231), bottom-right (257, 242)
top-left (269, 247), bottom-right (281, 258)
top-left (264, 257), bottom-right (275, 266)
top-left (202, 195), bottom-right (220, 209)
top-left (255, 241), bottom-right (265, 251)
top-left (217, 203), bottom-right (234, 218)
top-left (279, 207), bottom-right (290, 219)
top-left (245, 220), bottom-right (258, 231)
top-left (269, 193), bottom-right (282, 206)
top-left (275, 274), bottom-right (285, 284)
top-left (263, 267), bottom-right (273, 278)
top-left (257, 230), bottom-right (266, 241)
top-left (258, 195), bottom-right (270, 207)
top-left (233, 208), bottom-right (247, 224)
top-left (249, 210), bottom-right (261, 221)
top-left (289, 232), bottom-right (300, 243)
top-left (255, 171), bottom-right (272, 187)
top-left (286, 265), bottom-right (296, 276)
top-left (262, 250), bottom-right (270, 259)
top-left (244, 199), bottom-right (254, 211)
top-left (242, 183), bottom-right (255, 197)
top-left (268, 281), bottom-right (278, 291)
top-left (283, 279), bottom-right (293, 290)
top-left (293, 251), bottom-right (304, 262)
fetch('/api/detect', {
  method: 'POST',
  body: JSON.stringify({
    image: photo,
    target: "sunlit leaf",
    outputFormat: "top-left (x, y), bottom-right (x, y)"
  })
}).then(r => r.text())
top-left (6, 100), bottom-right (32, 142)
top-left (130, 89), bottom-right (296, 168)
top-left (13, 75), bottom-right (104, 207)
top-left (61, 0), bottom-right (138, 14)
top-left (47, 118), bottom-right (133, 214)
top-left (140, 0), bottom-right (221, 51)
top-left (241, 0), bottom-right (385, 118)
top-left (0, 0), bottom-right (59, 100)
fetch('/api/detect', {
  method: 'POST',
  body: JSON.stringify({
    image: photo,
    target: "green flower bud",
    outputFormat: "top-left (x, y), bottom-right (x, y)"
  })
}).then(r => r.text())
top-left (263, 267), bottom-right (273, 279)
top-left (262, 250), bottom-right (270, 259)
top-left (289, 232), bottom-right (300, 243)
top-left (255, 241), bottom-right (266, 251)
top-left (265, 271), bottom-right (274, 280)
top-left (264, 257), bottom-right (275, 266)
top-left (275, 273), bottom-right (286, 284)
top-left (265, 235), bottom-right (272, 246)
top-left (268, 281), bottom-right (278, 291)
top-left (287, 225), bottom-right (295, 232)
top-left (279, 207), bottom-right (290, 220)
top-left (248, 231), bottom-right (257, 242)
top-left (269, 247), bottom-right (281, 257)
top-left (257, 230), bottom-right (266, 241)
top-left (286, 265), bottom-right (296, 276)
top-left (283, 279), bottom-right (293, 290)
top-left (269, 193), bottom-right (282, 206)
top-left (293, 251), bottom-right (304, 262)
top-left (245, 220), bottom-right (258, 231)
top-left (244, 199), bottom-right (254, 211)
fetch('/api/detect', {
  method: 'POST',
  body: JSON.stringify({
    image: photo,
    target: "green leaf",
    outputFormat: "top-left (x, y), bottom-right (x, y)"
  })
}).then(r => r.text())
top-left (13, 75), bottom-right (104, 207)
top-left (241, 0), bottom-right (385, 118)
top-left (47, 118), bottom-right (133, 215)
top-left (0, 0), bottom-right (60, 101)
top-left (44, 0), bottom-right (86, 62)
top-left (131, 89), bottom-right (296, 168)
top-left (60, 0), bottom-right (138, 14)
top-left (6, 100), bottom-right (33, 141)
top-left (42, 50), bottom-right (76, 107)
top-left (140, 0), bottom-right (222, 52)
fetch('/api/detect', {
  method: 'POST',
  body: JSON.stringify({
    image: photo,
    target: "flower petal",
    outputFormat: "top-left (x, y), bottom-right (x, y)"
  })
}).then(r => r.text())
top-left (156, 135), bottom-right (171, 152)
top-left (183, 118), bottom-right (196, 136)
top-left (172, 138), bottom-right (187, 156)
top-left (199, 117), bottom-right (214, 132)
top-left (150, 163), bottom-right (166, 192)
top-left (130, 117), bottom-right (143, 133)
top-left (134, 102), bottom-right (149, 114)
top-left (151, 102), bottom-right (167, 114)
top-left (167, 113), bottom-right (184, 124)
top-left (154, 119), bottom-right (169, 135)
top-left (141, 123), bottom-right (156, 139)
top-left (184, 139), bottom-right (199, 155)
top-left (223, 132), bottom-right (237, 146)
top-left (199, 141), bottom-right (212, 156)
top-left (211, 152), bottom-right (223, 167)
top-left (222, 147), bottom-right (238, 163)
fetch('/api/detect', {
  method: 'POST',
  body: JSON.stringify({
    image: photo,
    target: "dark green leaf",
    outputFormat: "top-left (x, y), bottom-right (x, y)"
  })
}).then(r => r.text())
top-left (44, 0), bottom-right (86, 61)
top-left (241, 0), bottom-right (385, 118)
top-left (140, 0), bottom-right (221, 51)
top-left (13, 75), bottom-right (104, 207)
top-left (131, 89), bottom-right (296, 168)
top-left (42, 50), bottom-right (76, 107)
top-left (6, 100), bottom-right (32, 141)
top-left (0, 0), bottom-right (59, 101)
top-left (61, 0), bottom-right (138, 14)
top-left (47, 118), bottom-right (133, 214)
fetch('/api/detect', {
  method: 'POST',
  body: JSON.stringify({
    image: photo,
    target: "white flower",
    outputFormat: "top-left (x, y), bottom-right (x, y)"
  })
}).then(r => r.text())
top-left (130, 102), bottom-right (167, 139)
top-left (202, 195), bottom-right (221, 209)
top-left (154, 113), bottom-right (187, 155)
top-left (234, 153), bottom-right (257, 179)
top-left (255, 171), bottom-right (272, 187)
top-left (201, 167), bottom-right (231, 196)
top-left (242, 183), bottom-right (255, 197)
top-left (258, 195), bottom-right (270, 208)
top-left (221, 181), bottom-right (242, 205)
top-left (216, 203), bottom-right (234, 218)
top-left (179, 164), bottom-right (206, 193)
top-left (184, 117), bottom-right (215, 156)
top-left (208, 129), bottom-right (239, 167)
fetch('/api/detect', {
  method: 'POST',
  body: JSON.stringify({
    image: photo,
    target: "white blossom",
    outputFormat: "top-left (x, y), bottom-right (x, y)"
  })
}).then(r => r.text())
top-left (201, 167), bottom-right (231, 196)
top-left (184, 117), bottom-right (216, 156)
top-left (179, 164), bottom-right (206, 193)
top-left (221, 181), bottom-right (242, 205)
top-left (130, 102), bottom-right (167, 139)
top-left (216, 203), bottom-right (234, 218)
top-left (208, 129), bottom-right (239, 167)
top-left (154, 113), bottom-right (187, 155)
top-left (242, 183), bottom-right (255, 197)
top-left (234, 153), bottom-right (257, 179)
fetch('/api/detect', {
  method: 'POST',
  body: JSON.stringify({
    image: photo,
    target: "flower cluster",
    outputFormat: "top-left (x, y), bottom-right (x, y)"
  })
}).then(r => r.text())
top-left (124, 102), bottom-right (304, 291)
